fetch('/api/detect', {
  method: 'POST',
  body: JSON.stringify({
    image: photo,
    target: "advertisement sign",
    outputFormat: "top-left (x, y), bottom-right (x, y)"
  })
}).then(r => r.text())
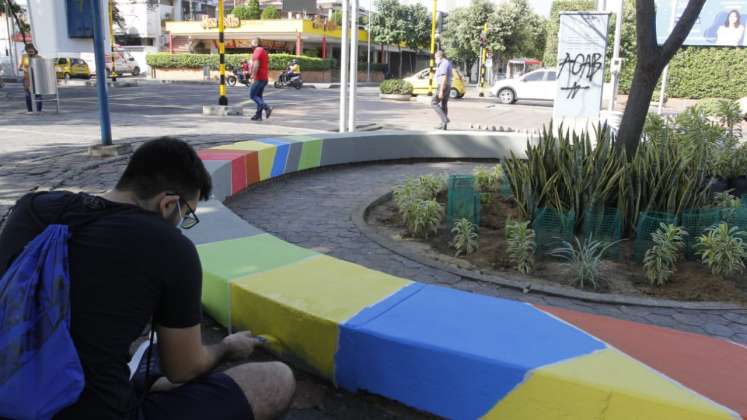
top-left (656, 0), bottom-right (746, 46)
top-left (553, 12), bottom-right (610, 120)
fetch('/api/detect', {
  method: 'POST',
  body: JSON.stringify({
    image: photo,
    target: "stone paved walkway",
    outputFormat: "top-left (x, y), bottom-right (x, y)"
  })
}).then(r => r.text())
top-left (228, 161), bottom-right (747, 345)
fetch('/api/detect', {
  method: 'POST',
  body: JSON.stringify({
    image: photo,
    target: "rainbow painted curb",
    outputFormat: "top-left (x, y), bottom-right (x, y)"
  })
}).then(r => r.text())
top-left (186, 131), bottom-right (747, 420)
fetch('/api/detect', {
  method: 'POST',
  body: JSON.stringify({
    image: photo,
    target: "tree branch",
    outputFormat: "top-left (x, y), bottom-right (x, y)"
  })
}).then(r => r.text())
top-left (660, 0), bottom-right (706, 62)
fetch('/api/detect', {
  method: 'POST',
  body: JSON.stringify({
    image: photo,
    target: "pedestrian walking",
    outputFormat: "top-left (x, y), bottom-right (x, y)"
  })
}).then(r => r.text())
top-left (431, 50), bottom-right (451, 130)
top-left (249, 38), bottom-right (272, 121)
top-left (20, 44), bottom-right (42, 113)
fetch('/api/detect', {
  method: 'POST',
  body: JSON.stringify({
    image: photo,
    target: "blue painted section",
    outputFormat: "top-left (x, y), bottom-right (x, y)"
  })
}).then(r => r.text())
top-left (336, 284), bottom-right (606, 419)
top-left (258, 138), bottom-right (291, 176)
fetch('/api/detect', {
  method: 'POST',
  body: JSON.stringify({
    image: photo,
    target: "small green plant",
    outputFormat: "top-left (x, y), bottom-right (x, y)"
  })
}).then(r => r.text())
top-left (408, 199), bottom-right (444, 238)
top-left (417, 175), bottom-right (447, 198)
top-left (379, 79), bottom-right (413, 95)
top-left (450, 218), bottom-right (479, 257)
top-left (643, 223), bottom-right (688, 286)
top-left (713, 191), bottom-right (742, 209)
top-left (473, 165), bottom-right (502, 193)
top-left (696, 223), bottom-right (747, 278)
top-left (550, 237), bottom-right (620, 290)
top-left (505, 220), bottom-right (536, 274)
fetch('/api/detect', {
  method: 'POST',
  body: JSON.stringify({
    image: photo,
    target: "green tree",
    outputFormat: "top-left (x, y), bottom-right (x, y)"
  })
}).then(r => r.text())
top-left (617, 0), bottom-right (706, 156)
top-left (489, 0), bottom-right (547, 63)
top-left (402, 3), bottom-right (431, 73)
top-left (372, 0), bottom-right (406, 76)
top-left (543, 0), bottom-right (595, 66)
top-left (442, 0), bottom-right (495, 71)
top-left (261, 5), bottom-right (281, 19)
top-left (233, 0), bottom-right (261, 19)
top-left (331, 9), bottom-right (342, 26)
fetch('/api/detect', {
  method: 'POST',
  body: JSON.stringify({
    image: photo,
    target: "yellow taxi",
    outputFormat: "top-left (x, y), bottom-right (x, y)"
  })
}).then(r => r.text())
top-left (404, 68), bottom-right (466, 99)
top-left (55, 57), bottom-right (91, 80)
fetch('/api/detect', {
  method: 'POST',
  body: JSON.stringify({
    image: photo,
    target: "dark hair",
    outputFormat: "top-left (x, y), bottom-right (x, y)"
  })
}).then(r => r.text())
top-left (725, 10), bottom-right (741, 27)
top-left (116, 137), bottom-right (212, 202)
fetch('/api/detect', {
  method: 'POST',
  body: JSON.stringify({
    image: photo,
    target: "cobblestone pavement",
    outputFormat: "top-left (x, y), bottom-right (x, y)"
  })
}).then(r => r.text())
top-left (228, 161), bottom-right (747, 346)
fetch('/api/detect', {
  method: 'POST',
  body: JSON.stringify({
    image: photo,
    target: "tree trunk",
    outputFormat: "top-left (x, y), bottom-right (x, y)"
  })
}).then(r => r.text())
top-left (617, 60), bottom-right (663, 157)
top-left (398, 46), bottom-right (403, 78)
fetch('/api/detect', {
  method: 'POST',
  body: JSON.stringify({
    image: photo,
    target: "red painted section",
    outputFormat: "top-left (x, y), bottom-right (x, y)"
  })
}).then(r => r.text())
top-left (197, 150), bottom-right (249, 194)
top-left (539, 305), bottom-right (747, 419)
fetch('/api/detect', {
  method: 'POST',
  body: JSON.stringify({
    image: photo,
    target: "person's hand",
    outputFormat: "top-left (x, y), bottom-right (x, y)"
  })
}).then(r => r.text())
top-left (222, 331), bottom-right (263, 360)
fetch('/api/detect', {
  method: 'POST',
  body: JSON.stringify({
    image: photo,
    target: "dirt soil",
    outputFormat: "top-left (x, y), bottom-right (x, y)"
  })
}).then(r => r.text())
top-left (368, 193), bottom-right (747, 304)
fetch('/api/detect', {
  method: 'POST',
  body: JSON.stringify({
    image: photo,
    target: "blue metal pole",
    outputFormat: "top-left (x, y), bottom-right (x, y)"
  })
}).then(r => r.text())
top-left (90, 0), bottom-right (113, 146)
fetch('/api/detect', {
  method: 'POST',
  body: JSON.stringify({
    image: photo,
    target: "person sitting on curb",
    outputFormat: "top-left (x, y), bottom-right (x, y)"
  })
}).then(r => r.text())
top-left (0, 137), bottom-right (295, 420)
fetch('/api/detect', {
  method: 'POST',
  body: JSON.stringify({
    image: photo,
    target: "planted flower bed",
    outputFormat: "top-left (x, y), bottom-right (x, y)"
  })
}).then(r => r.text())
top-left (368, 101), bottom-right (747, 303)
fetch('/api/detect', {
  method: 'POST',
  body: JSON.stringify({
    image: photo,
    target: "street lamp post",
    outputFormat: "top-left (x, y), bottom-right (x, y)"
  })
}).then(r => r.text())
top-left (367, 0), bottom-right (372, 82)
top-left (339, 0), bottom-right (350, 132)
top-left (348, 0), bottom-right (358, 132)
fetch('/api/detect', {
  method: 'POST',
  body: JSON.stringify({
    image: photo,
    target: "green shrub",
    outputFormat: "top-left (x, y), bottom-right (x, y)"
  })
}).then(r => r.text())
top-left (713, 191), bottom-right (742, 209)
top-left (379, 79), bottom-right (413, 95)
top-left (621, 47), bottom-right (747, 99)
top-left (261, 5), bottom-right (281, 19)
top-left (473, 165), bottom-right (502, 193)
top-left (408, 199), bottom-right (444, 238)
top-left (696, 223), bottom-right (747, 277)
top-left (146, 53), bottom-right (334, 71)
top-left (232, 1), bottom-right (260, 19)
top-left (505, 220), bottom-right (536, 274)
top-left (393, 175), bottom-right (446, 233)
top-left (550, 237), bottom-right (619, 290)
top-left (451, 218), bottom-right (479, 257)
top-left (643, 223), bottom-right (687, 286)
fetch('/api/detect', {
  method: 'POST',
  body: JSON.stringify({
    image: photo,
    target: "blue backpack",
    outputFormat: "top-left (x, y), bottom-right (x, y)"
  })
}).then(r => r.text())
top-left (0, 223), bottom-right (85, 419)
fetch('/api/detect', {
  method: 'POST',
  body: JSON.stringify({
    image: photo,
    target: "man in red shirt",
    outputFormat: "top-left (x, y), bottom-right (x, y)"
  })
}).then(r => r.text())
top-left (249, 38), bottom-right (272, 121)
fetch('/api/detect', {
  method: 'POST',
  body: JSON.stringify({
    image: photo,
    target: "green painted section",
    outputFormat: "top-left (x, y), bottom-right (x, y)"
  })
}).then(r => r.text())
top-left (197, 233), bottom-right (319, 327)
top-left (291, 136), bottom-right (324, 170)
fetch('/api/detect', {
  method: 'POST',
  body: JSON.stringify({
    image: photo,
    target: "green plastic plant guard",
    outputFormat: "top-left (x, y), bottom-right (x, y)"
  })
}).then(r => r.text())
top-left (681, 209), bottom-right (721, 260)
top-left (633, 211), bottom-right (678, 262)
top-left (447, 175), bottom-right (480, 226)
top-left (499, 174), bottom-right (513, 199)
top-left (533, 208), bottom-right (576, 255)
top-left (581, 207), bottom-right (622, 259)
top-left (742, 194), bottom-right (747, 207)
top-left (732, 207), bottom-right (747, 232)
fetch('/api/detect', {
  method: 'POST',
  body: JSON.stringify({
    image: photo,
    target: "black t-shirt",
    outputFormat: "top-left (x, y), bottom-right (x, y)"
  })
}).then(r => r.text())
top-left (0, 191), bottom-right (203, 419)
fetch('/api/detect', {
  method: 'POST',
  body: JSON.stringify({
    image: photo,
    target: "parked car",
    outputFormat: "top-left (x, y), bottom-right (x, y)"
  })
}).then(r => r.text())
top-left (490, 68), bottom-right (557, 104)
top-left (54, 57), bottom-right (91, 80)
top-left (109, 50), bottom-right (141, 76)
top-left (404, 68), bottom-right (466, 99)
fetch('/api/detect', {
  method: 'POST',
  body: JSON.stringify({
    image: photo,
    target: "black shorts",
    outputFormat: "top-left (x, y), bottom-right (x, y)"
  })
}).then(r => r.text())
top-left (138, 373), bottom-right (253, 420)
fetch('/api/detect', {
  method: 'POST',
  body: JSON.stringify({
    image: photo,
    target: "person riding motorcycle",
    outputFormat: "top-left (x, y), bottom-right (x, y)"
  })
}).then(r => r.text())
top-left (281, 59), bottom-right (300, 83)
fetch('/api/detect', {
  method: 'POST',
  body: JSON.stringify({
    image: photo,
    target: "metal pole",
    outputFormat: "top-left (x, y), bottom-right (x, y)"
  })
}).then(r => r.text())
top-left (427, 0), bottom-right (436, 95)
top-left (218, 0), bottom-right (227, 105)
top-left (478, 24), bottom-right (487, 97)
top-left (657, 0), bottom-right (677, 115)
top-left (91, 0), bottom-right (113, 145)
top-left (348, 0), bottom-right (358, 132)
top-left (339, 0), bottom-right (349, 132)
top-left (366, 0), bottom-right (371, 82)
top-left (608, 0), bottom-right (623, 111)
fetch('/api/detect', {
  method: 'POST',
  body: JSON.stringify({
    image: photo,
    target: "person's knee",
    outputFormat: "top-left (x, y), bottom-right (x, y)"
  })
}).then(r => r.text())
top-left (270, 361), bottom-right (295, 405)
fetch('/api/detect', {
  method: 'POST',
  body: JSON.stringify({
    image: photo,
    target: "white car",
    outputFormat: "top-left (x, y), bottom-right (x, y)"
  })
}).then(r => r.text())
top-left (490, 68), bottom-right (557, 104)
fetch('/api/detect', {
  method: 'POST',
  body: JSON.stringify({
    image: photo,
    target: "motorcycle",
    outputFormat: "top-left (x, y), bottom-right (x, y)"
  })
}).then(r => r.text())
top-left (226, 67), bottom-right (250, 87)
top-left (273, 71), bottom-right (303, 89)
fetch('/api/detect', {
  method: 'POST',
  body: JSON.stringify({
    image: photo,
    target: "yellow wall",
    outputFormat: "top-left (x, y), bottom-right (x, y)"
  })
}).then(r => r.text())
top-left (165, 18), bottom-right (368, 42)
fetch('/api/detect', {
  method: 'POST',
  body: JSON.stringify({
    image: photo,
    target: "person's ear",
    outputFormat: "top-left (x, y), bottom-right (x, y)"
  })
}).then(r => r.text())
top-left (157, 193), bottom-right (180, 218)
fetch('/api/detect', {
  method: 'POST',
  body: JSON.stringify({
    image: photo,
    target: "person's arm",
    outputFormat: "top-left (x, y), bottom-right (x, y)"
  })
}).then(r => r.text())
top-left (151, 238), bottom-right (260, 383)
top-left (157, 326), bottom-right (259, 383)
top-left (438, 75), bottom-right (447, 98)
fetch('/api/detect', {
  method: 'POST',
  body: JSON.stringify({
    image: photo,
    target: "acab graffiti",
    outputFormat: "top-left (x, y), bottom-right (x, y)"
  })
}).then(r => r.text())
top-left (558, 52), bottom-right (603, 99)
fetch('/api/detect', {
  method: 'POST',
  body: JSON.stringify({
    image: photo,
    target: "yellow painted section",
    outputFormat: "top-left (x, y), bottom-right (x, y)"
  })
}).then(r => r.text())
top-left (213, 141), bottom-right (276, 180)
top-left (165, 19), bottom-right (368, 41)
top-left (230, 255), bottom-right (412, 380)
top-left (484, 348), bottom-right (736, 420)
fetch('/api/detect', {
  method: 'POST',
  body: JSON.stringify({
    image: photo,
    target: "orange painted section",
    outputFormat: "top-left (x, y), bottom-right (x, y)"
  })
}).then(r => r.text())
top-left (211, 148), bottom-right (260, 187)
top-left (539, 305), bottom-right (747, 419)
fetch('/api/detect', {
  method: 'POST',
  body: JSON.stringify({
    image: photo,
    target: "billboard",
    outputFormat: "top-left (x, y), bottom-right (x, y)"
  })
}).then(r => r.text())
top-left (553, 12), bottom-right (610, 120)
top-left (656, 0), bottom-right (746, 46)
